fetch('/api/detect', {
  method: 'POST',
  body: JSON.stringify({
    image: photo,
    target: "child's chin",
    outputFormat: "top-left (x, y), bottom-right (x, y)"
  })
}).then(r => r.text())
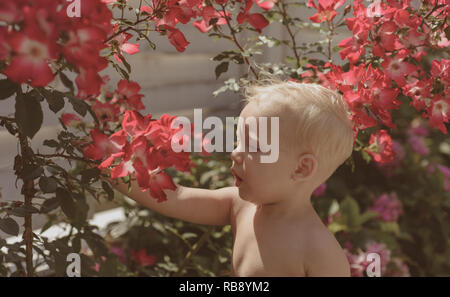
top-left (237, 188), bottom-right (257, 203)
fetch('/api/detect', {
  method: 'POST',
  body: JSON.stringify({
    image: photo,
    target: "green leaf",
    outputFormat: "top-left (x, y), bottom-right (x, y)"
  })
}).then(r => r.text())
top-left (41, 89), bottom-right (65, 113)
top-left (72, 236), bottom-right (81, 253)
top-left (57, 188), bottom-right (75, 219)
top-left (212, 52), bottom-right (230, 62)
top-left (340, 196), bottom-right (361, 230)
top-left (9, 205), bottom-right (39, 217)
top-left (73, 196), bottom-right (89, 227)
top-left (67, 94), bottom-right (88, 117)
top-left (43, 139), bottom-right (59, 148)
top-left (59, 72), bottom-right (74, 92)
top-left (358, 210), bottom-right (379, 225)
top-left (102, 181), bottom-right (114, 201)
top-left (81, 168), bottom-right (100, 184)
top-left (21, 165), bottom-right (44, 181)
top-left (380, 221), bottom-right (400, 235)
top-left (215, 62), bottom-right (229, 80)
top-left (99, 256), bottom-right (119, 277)
top-left (328, 222), bottom-right (347, 234)
top-left (0, 217), bottom-right (20, 236)
top-left (15, 93), bottom-right (43, 139)
top-left (40, 197), bottom-right (61, 213)
top-left (0, 79), bottom-right (18, 100)
top-left (117, 53), bottom-right (131, 73)
top-left (361, 150), bottom-right (372, 164)
top-left (40, 216), bottom-right (55, 233)
top-left (39, 176), bottom-right (58, 193)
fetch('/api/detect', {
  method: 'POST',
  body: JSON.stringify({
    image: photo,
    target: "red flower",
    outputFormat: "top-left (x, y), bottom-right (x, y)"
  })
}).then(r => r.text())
top-left (116, 79), bottom-right (145, 110)
top-left (0, 0), bottom-right (24, 23)
top-left (122, 110), bottom-right (153, 138)
top-left (372, 21), bottom-right (402, 57)
top-left (148, 171), bottom-right (177, 202)
top-left (75, 67), bottom-right (106, 98)
top-left (130, 249), bottom-right (157, 267)
top-left (83, 129), bottom-right (126, 161)
top-left (61, 113), bottom-right (83, 128)
top-left (426, 95), bottom-right (450, 134)
top-left (307, 0), bottom-right (345, 23)
top-left (237, 0), bottom-right (270, 33)
top-left (3, 30), bottom-right (58, 87)
top-left (92, 101), bottom-right (121, 124)
top-left (164, 25), bottom-right (190, 52)
top-left (338, 35), bottom-right (368, 64)
top-left (380, 50), bottom-right (419, 87)
top-left (365, 130), bottom-right (395, 164)
top-left (193, 6), bottom-right (228, 33)
top-left (111, 24), bottom-right (140, 63)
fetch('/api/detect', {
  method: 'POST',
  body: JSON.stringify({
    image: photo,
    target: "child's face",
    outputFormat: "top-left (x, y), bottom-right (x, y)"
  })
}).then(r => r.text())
top-left (230, 102), bottom-right (300, 204)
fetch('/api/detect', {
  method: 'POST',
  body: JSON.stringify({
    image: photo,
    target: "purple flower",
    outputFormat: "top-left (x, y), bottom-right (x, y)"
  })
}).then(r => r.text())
top-left (408, 126), bottom-right (429, 137)
top-left (436, 164), bottom-right (450, 191)
top-left (370, 192), bottom-right (403, 222)
top-left (110, 246), bottom-right (127, 264)
top-left (366, 242), bottom-right (391, 274)
top-left (408, 135), bottom-right (429, 156)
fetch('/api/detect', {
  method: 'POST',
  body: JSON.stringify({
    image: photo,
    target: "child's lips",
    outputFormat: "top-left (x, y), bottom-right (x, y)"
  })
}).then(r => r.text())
top-left (231, 169), bottom-right (243, 186)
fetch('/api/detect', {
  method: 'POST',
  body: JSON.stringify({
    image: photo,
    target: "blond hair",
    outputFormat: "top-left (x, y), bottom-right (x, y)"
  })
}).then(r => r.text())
top-left (243, 77), bottom-right (354, 184)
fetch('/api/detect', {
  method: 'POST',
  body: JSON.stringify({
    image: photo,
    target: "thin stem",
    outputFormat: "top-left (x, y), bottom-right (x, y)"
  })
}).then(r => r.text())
top-left (327, 20), bottom-right (335, 62)
top-left (18, 130), bottom-right (34, 277)
top-left (219, 4), bottom-right (259, 80)
top-left (172, 227), bottom-right (214, 276)
top-left (105, 13), bottom-right (157, 43)
top-left (277, 1), bottom-right (301, 68)
top-left (35, 153), bottom-right (92, 163)
top-left (0, 116), bottom-right (15, 122)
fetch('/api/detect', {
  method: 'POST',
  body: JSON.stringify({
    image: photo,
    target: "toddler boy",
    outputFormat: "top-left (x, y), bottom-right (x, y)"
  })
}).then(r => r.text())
top-left (106, 79), bottom-right (354, 276)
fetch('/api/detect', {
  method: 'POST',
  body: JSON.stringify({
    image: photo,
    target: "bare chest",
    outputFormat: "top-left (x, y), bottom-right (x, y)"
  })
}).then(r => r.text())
top-left (230, 207), bottom-right (305, 276)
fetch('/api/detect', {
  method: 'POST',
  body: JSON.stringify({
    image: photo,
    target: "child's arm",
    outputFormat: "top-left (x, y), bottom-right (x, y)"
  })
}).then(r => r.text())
top-left (104, 172), bottom-right (236, 226)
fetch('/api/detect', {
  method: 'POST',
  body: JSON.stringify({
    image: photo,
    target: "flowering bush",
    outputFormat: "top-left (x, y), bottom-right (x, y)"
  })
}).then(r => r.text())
top-left (0, 0), bottom-right (449, 276)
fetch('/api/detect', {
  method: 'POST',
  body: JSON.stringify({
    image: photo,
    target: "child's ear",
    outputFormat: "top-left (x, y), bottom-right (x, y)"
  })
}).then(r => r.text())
top-left (291, 153), bottom-right (317, 181)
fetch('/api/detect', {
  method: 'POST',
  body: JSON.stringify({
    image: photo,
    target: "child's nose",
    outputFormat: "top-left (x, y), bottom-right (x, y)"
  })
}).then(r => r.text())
top-left (230, 149), bottom-right (243, 164)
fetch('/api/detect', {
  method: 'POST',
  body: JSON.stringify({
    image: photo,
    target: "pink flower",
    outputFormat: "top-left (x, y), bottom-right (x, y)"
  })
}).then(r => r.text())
top-left (370, 192), bottom-right (403, 222)
top-left (366, 242), bottom-right (391, 274)
top-left (344, 249), bottom-right (366, 277)
top-left (312, 183), bottom-right (327, 197)
top-left (110, 246), bottom-right (127, 264)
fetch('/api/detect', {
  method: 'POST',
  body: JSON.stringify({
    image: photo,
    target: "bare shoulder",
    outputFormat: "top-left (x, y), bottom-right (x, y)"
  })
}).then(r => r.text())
top-left (303, 222), bottom-right (350, 277)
